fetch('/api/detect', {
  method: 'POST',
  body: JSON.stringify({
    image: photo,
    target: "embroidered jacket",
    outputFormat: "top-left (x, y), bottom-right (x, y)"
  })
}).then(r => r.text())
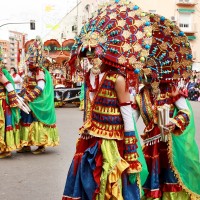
top-left (135, 85), bottom-right (190, 140)
top-left (79, 72), bottom-right (124, 140)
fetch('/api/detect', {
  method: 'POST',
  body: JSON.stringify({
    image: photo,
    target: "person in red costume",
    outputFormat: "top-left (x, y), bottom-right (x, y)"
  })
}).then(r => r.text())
top-left (0, 50), bottom-right (29, 158)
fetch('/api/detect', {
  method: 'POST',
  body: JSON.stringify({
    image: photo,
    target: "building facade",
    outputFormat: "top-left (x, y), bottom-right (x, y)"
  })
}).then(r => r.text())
top-left (44, 0), bottom-right (200, 71)
top-left (0, 40), bottom-right (10, 69)
top-left (9, 31), bottom-right (28, 70)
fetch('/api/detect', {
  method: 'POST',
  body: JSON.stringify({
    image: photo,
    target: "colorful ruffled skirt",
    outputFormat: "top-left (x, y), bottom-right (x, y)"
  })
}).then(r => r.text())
top-left (0, 99), bottom-right (20, 152)
top-left (20, 111), bottom-right (59, 147)
top-left (62, 136), bottom-right (141, 200)
top-left (142, 126), bottom-right (190, 200)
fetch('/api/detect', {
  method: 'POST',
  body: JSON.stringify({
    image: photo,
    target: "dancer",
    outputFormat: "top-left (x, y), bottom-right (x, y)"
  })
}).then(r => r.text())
top-left (18, 36), bottom-right (59, 154)
top-left (63, 1), bottom-right (200, 199)
top-left (0, 49), bottom-right (28, 158)
top-left (131, 10), bottom-right (200, 200)
top-left (62, 1), bottom-right (150, 199)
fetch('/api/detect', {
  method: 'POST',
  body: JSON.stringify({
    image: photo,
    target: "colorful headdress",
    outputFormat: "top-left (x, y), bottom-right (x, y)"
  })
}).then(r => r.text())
top-left (26, 36), bottom-right (44, 67)
top-left (70, 0), bottom-right (193, 86)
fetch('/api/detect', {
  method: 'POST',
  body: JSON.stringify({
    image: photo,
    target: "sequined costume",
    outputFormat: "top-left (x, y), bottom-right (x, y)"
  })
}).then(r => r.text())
top-left (0, 69), bottom-right (21, 156)
top-left (20, 68), bottom-right (59, 148)
top-left (19, 36), bottom-right (59, 153)
top-left (62, 68), bottom-right (147, 199)
top-left (62, 0), bottom-right (200, 199)
top-left (133, 84), bottom-right (198, 199)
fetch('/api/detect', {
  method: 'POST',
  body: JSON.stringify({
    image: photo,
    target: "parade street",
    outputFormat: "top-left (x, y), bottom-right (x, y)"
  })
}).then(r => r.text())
top-left (0, 101), bottom-right (200, 200)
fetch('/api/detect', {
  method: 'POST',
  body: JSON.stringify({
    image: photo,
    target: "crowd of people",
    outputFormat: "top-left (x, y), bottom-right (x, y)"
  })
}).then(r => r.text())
top-left (187, 71), bottom-right (200, 101)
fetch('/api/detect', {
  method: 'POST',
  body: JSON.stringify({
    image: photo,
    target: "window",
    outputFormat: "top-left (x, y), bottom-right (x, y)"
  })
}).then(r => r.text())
top-left (179, 13), bottom-right (193, 32)
top-left (72, 25), bottom-right (77, 32)
top-left (179, 23), bottom-right (189, 28)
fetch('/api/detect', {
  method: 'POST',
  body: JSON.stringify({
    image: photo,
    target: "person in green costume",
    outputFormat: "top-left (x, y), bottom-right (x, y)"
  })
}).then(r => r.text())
top-left (130, 11), bottom-right (200, 200)
top-left (0, 47), bottom-right (29, 158)
top-left (17, 36), bottom-right (59, 154)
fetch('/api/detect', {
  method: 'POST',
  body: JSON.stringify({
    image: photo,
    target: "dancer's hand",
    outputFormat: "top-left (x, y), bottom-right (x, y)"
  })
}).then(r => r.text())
top-left (164, 122), bottom-right (176, 134)
top-left (16, 95), bottom-right (31, 114)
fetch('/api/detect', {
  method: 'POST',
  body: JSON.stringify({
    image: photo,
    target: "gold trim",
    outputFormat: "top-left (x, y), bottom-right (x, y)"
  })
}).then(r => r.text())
top-left (167, 134), bottom-right (200, 199)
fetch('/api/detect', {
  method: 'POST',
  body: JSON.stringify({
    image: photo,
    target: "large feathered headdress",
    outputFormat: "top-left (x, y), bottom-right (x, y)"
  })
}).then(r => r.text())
top-left (25, 36), bottom-right (44, 67)
top-left (69, 0), bottom-right (193, 87)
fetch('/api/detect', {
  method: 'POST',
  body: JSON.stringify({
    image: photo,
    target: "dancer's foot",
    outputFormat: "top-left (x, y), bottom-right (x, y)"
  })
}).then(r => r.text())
top-left (0, 152), bottom-right (12, 158)
top-left (17, 146), bottom-right (31, 153)
top-left (32, 146), bottom-right (45, 155)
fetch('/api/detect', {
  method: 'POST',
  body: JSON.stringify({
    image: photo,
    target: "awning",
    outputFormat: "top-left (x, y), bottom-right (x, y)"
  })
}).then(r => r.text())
top-left (178, 8), bottom-right (195, 13)
top-left (188, 35), bottom-right (196, 40)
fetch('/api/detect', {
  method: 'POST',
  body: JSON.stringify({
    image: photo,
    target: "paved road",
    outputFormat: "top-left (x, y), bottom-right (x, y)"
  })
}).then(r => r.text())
top-left (0, 101), bottom-right (200, 200)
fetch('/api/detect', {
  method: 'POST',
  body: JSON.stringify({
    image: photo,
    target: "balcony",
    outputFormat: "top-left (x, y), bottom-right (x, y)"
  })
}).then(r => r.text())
top-left (187, 35), bottom-right (196, 40)
top-left (179, 23), bottom-right (197, 34)
top-left (176, 0), bottom-right (198, 6)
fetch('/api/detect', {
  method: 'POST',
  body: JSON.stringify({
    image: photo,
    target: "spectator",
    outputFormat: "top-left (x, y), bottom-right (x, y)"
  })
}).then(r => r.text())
top-left (9, 67), bottom-right (22, 94)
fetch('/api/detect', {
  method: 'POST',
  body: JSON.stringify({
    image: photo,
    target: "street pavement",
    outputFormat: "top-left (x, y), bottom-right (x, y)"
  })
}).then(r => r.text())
top-left (0, 101), bottom-right (200, 200)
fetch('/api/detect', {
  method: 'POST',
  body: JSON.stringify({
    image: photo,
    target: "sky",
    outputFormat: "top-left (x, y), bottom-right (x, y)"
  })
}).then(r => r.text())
top-left (0, 0), bottom-right (78, 40)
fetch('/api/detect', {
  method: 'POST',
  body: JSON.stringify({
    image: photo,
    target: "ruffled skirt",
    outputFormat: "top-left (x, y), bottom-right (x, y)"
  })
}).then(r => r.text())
top-left (0, 99), bottom-right (20, 152)
top-left (142, 126), bottom-right (190, 200)
top-left (20, 111), bottom-right (59, 147)
top-left (62, 136), bottom-right (141, 200)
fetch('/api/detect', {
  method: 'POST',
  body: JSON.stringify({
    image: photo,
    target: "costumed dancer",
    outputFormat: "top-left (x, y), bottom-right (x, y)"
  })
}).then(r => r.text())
top-left (17, 36), bottom-right (59, 154)
top-left (0, 48), bottom-right (29, 158)
top-left (130, 9), bottom-right (200, 200)
top-left (62, 1), bottom-right (149, 199)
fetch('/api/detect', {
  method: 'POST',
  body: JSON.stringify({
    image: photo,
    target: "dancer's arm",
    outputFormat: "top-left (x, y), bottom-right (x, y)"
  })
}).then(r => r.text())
top-left (115, 75), bottom-right (142, 173)
top-left (24, 69), bottom-right (45, 102)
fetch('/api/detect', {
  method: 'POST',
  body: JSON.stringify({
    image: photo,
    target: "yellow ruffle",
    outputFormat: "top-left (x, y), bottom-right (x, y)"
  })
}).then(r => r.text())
top-left (20, 121), bottom-right (59, 147)
top-left (105, 159), bottom-right (129, 200)
top-left (0, 128), bottom-right (21, 152)
top-left (79, 120), bottom-right (124, 140)
top-left (97, 139), bottom-right (129, 200)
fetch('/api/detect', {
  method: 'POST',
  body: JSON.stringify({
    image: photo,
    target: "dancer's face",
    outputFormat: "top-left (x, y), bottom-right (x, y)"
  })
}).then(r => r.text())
top-left (85, 49), bottom-right (102, 75)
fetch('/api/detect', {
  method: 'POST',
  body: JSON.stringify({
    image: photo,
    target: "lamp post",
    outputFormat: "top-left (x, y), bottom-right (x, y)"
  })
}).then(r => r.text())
top-left (0, 20), bottom-right (35, 30)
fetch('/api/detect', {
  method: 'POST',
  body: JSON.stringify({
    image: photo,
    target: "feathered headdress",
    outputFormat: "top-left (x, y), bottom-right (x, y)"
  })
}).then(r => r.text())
top-left (69, 0), bottom-right (193, 88)
top-left (26, 36), bottom-right (44, 67)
